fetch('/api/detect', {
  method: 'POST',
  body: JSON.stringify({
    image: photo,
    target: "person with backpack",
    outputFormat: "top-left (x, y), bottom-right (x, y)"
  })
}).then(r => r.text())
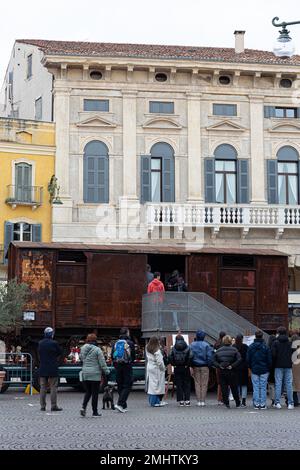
top-left (246, 330), bottom-right (272, 410)
top-left (79, 333), bottom-right (110, 417)
top-left (212, 335), bottom-right (242, 408)
top-left (190, 330), bottom-right (213, 406)
top-left (272, 326), bottom-right (294, 409)
top-left (145, 336), bottom-right (166, 407)
top-left (214, 331), bottom-right (226, 405)
top-left (168, 335), bottom-right (193, 406)
top-left (111, 327), bottom-right (136, 413)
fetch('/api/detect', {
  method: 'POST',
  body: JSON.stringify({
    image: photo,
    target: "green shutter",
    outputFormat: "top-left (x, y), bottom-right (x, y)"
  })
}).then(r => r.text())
top-left (267, 160), bottom-right (278, 204)
top-left (4, 222), bottom-right (14, 264)
top-left (162, 155), bottom-right (175, 202)
top-left (140, 156), bottom-right (151, 203)
top-left (204, 158), bottom-right (215, 203)
top-left (237, 160), bottom-right (249, 204)
top-left (32, 224), bottom-right (42, 242)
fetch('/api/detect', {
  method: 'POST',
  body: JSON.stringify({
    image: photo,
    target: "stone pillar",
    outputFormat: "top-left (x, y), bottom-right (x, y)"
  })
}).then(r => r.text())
top-left (249, 95), bottom-right (266, 204)
top-left (52, 86), bottom-right (72, 228)
top-left (187, 93), bottom-right (202, 202)
top-left (122, 90), bottom-right (138, 199)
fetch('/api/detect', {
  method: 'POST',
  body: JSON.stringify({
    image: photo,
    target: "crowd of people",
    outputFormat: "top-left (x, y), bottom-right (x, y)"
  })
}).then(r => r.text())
top-left (36, 324), bottom-right (300, 416)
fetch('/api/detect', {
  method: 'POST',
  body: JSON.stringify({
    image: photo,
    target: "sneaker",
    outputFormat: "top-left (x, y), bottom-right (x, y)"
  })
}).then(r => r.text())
top-left (159, 401), bottom-right (168, 406)
top-left (200, 402), bottom-right (206, 407)
top-left (217, 401), bottom-right (224, 406)
top-left (274, 403), bottom-right (282, 409)
top-left (254, 405), bottom-right (260, 410)
top-left (40, 407), bottom-right (46, 412)
top-left (115, 404), bottom-right (126, 413)
top-left (80, 408), bottom-right (86, 417)
top-left (51, 407), bottom-right (63, 412)
top-left (288, 404), bottom-right (294, 410)
top-left (185, 401), bottom-right (191, 407)
top-left (197, 402), bottom-right (201, 407)
top-left (179, 401), bottom-right (185, 407)
top-left (260, 405), bottom-right (267, 410)
top-left (92, 413), bottom-right (102, 417)
top-left (240, 403), bottom-right (246, 408)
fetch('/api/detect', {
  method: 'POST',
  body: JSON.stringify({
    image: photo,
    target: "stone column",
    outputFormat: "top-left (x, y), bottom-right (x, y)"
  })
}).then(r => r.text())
top-left (249, 95), bottom-right (266, 204)
top-left (187, 93), bottom-right (202, 202)
top-left (52, 86), bottom-right (72, 228)
top-left (122, 90), bottom-right (138, 199)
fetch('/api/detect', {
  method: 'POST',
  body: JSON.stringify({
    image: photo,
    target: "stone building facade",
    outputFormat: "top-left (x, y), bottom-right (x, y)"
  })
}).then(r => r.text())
top-left (3, 36), bottom-right (300, 293)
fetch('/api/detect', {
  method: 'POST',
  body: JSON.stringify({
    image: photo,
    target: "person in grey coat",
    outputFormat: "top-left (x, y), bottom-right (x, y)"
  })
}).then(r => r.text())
top-left (79, 333), bottom-right (110, 417)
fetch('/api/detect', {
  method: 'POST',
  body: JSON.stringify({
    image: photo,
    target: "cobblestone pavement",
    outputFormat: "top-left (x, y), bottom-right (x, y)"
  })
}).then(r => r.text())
top-left (1, 388), bottom-right (300, 450)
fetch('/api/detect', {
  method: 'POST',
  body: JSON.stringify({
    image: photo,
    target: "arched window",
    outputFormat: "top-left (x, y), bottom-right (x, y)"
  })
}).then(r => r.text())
top-left (83, 141), bottom-right (109, 203)
top-left (214, 144), bottom-right (237, 204)
top-left (277, 146), bottom-right (299, 205)
top-left (15, 162), bottom-right (32, 202)
top-left (141, 142), bottom-right (175, 203)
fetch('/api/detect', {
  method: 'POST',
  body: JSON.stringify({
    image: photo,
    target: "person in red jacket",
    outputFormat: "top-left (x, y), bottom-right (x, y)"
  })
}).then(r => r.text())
top-left (147, 272), bottom-right (165, 294)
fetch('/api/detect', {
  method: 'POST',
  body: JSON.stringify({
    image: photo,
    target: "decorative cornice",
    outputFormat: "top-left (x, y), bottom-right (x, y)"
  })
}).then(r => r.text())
top-left (206, 119), bottom-right (247, 132)
top-left (0, 142), bottom-right (55, 156)
top-left (76, 115), bottom-right (117, 128)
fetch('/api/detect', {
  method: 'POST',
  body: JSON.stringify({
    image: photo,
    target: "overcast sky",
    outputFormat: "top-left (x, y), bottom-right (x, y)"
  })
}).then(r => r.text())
top-left (1, 0), bottom-right (300, 80)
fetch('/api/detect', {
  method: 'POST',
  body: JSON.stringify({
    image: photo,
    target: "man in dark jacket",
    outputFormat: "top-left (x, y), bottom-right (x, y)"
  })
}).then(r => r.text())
top-left (247, 330), bottom-right (272, 409)
top-left (168, 335), bottom-right (193, 406)
top-left (190, 330), bottom-right (213, 406)
top-left (272, 326), bottom-right (294, 409)
top-left (212, 335), bottom-right (242, 408)
top-left (38, 327), bottom-right (62, 412)
top-left (111, 328), bottom-right (136, 413)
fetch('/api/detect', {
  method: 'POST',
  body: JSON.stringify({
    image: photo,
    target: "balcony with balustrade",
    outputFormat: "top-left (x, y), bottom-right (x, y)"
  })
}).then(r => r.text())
top-left (146, 203), bottom-right (300, 239)
top-left (5, 185), bottom-right (43, 210)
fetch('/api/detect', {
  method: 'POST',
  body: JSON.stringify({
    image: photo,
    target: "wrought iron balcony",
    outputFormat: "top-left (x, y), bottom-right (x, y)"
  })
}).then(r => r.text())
top-left (146, 203), bottom-right (300, 239)
top-left (5, 185), bottom-right (43, 208)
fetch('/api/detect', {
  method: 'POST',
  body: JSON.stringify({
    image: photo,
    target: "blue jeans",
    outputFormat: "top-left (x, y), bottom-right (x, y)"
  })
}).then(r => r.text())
top-left (148, 394), bottom-right (160, 407)
top-left (275, 368), bottom-right (293, 406)
top-left (251, 372), bottom-right (269, 406)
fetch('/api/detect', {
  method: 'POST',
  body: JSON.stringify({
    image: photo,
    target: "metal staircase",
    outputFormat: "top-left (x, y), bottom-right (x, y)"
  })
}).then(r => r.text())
top-left (142, 292), bottom-right (269, 344)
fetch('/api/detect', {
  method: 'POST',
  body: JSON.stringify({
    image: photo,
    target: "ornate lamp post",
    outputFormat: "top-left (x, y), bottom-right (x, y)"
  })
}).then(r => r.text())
top-left (272, 17), bottom-right (300, 57)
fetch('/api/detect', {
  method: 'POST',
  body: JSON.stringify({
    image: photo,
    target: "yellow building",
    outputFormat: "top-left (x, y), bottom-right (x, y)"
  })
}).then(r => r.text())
top-left (0, 117), bottom-right (55, 280)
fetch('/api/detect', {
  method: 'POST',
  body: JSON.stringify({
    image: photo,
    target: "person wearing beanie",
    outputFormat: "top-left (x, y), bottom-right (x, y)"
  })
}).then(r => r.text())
top-left (38, 327), bottom-right (63, 412)
top-left (190, 330), bottom-right (213, 406)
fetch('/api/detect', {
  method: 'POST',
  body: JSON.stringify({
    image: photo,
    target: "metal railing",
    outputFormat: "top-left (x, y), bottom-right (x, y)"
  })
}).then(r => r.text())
top-left (146, 202), bottom-right (300, 228)
top-left (142, 292), bottom-right (268, 344)
top-left (0, 352), bottom-right (33, 395)
top-left (5, 185), bottom-right (43, 206)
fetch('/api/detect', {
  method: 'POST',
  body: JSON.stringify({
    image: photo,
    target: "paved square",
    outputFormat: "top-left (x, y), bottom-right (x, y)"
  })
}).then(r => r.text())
top-left (0, 388), bottom-right (299, 450)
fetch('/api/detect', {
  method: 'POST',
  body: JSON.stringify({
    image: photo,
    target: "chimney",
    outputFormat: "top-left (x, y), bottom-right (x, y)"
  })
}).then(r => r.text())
top-left (234, 30), bottom-right (245, 54)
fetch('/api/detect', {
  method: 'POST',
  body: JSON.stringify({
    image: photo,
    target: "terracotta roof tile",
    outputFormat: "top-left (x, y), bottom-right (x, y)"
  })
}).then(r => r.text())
top-left (16, 39), bottom-right (300, 66)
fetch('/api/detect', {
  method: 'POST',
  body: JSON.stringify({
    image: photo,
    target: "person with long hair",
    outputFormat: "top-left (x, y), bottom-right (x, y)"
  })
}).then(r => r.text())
top-left (80, 333), bottom-right (110, 417)
top-left (145, 336), bottom-right (166, 407)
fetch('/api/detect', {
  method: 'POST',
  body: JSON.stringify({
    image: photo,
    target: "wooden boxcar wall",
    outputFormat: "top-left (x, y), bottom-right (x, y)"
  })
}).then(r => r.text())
top-left (187, 253), bottom-right (288, 330)
top-left (10, 246), bottom-right (288, 332)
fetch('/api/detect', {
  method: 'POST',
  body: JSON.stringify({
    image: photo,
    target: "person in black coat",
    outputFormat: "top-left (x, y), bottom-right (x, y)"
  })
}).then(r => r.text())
top-left (38, 327), bottom-right (63, 412)
top-left (212, 335), bottom-right (242, 408)
top-left (168, 335), bottom-right (193, 406)
top-left (234, 334), bottom-right (249, 407)
top-left (267, 335), bottom-right (277, 406)
top-left (271, 326), bottom-right (294, 409)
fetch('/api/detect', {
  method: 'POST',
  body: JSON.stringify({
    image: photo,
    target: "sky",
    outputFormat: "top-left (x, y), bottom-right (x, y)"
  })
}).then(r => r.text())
top-left (0, 0), bottom-right (300, 80)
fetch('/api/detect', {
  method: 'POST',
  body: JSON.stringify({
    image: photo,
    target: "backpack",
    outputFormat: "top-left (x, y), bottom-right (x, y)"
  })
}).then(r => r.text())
top-left (113, 340), bottom-right (131, 364)
top-left (172, 347), bottom-right (189, 366)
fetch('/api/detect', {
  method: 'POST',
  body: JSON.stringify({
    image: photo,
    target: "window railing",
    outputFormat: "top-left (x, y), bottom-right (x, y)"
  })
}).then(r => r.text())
top-left (146, 203), bottom-right (300, 228)
top-left (5, 185), bottom-right (43, 207)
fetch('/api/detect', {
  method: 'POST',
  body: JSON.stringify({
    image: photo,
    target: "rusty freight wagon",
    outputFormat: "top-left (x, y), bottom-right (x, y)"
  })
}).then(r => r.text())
top-left (7, 242), bottom-right (288, 346)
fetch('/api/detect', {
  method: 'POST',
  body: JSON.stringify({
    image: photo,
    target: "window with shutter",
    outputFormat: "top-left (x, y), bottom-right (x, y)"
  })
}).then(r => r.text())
top-left (83, 141), bottom-right (109, 203)
top-left (237, 160), bottom-right (249, 204)
top-left (267, 160), bottom-right (278, 204)
top-left (204, 159), bottom-right (215, 203)
top-left (3, 222), bottom-right (14, 264)
top-left (150, 143), bottom-right (175, 203)
top-left (15, 163), bottom-right (32, 202)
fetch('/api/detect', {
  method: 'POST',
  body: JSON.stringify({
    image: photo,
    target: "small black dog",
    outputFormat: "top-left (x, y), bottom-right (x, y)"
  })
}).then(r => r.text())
top-left (102, 385), bottom-right (115, 410)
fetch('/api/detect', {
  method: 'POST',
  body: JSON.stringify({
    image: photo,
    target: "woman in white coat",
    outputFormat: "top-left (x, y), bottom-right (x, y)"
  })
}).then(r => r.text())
top-left (146, 336), bottom-right (167, 407)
